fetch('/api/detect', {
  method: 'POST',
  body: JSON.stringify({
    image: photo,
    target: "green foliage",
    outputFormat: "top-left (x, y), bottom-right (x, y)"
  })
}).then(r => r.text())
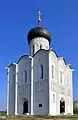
top-left (73, 100), bottom-right (78, 114)
top-left (0, 111), bottom-right (6, 116)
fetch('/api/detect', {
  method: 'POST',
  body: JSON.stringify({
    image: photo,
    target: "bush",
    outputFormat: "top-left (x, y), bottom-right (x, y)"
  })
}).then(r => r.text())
top-left (73, 100), bottom-right (78, 114)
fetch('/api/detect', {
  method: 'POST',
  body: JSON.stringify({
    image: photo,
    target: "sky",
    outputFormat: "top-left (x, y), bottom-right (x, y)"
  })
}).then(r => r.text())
top-left (0, 0), bottom-right (78, 111)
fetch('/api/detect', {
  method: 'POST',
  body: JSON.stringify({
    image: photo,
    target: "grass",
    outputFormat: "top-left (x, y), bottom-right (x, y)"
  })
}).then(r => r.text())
top-left (6, 115), bottom-right (78, 120)
top-left (0, 114), bottom-right (78, 120)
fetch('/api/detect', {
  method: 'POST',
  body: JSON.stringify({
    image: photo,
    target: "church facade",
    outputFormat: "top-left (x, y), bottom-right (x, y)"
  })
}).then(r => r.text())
top-left (7, 12), bottom-right (73, 116)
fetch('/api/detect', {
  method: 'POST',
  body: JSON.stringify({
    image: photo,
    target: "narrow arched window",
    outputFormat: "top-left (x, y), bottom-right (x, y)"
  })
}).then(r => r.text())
top-left (60, 71), bottom-right (62, 83)
top-left (53, 94), bottom-right (55, 103)
top-left (24, 70), bottom-right (27, 83)
top-left (40, 65), bottom-right (43, 79)
top-left (52, 65), bottom-right (54, 79)
top-left (13, 74), bottom-right (15, 89)
top-left (33, 45), bottom-right (35, 55)
top-left (68, 98), bottom-right (69, 106)
top-left (67, 75), bottom-right (70, 86)
top-left (40, 45), bottom-right (42, 49)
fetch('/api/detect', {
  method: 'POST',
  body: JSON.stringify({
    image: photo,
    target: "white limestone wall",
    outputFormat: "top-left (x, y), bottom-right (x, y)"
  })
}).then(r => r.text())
top-left (17, 56), bottom-right (31, 114)
top-left (7, 64), bottom-right (16, 115)
top-left (7, 50), bottom-right (73, 116)
top-left (58, 58), bottom-right (73, 115)
top-left (70, 70), bottom-right (73, 115)
top-left (29, 37), bottom-right (49, 56)
top-left (33, 50), bottom-right (49, 115)
top-left (57, 58), bottom-right (66, 115)
top-left (65, 66), bottom-right (73, 115)
top-left (49, 50), bottom-right (58, 115)
top-left (48, 50), bottom-right (73, 116)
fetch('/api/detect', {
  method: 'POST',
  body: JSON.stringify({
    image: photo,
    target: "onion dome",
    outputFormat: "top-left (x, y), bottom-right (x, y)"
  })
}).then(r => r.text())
top-left (27, 11), bottom-right (51, 44)
top-left (27, 27), bottom-right (51, 44)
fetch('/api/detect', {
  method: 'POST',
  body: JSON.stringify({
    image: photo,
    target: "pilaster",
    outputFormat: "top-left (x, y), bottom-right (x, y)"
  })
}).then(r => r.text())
top-left (15, 64), bottom-right (18, 115)
top-left (30, 57), bottom-right (34, 115)
top-left (7, 68), bottom-right (10, 115)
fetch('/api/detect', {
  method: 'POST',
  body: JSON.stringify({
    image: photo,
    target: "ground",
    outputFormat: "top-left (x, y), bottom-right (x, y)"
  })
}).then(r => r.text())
top-left (2, 115), bottom-right (77, 120)
top-left (0, 113), bottom-right (78, 120)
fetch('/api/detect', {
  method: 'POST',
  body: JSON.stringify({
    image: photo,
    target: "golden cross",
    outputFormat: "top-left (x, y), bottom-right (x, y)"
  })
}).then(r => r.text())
top-left (38, 11), bottom-right (41, 27)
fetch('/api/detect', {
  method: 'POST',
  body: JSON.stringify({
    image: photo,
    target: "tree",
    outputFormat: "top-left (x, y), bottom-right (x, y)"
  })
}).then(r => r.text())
top-left (73, 100), bottom-right (78, 114)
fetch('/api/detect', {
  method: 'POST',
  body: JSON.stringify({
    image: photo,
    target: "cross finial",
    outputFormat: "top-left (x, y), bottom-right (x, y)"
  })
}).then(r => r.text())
top-left (38, 11), bottom-right (41, 27)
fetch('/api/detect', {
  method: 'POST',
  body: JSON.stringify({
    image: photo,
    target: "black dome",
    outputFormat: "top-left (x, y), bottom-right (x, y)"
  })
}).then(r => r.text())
top-left (27, 27), bottom-right (51, 44)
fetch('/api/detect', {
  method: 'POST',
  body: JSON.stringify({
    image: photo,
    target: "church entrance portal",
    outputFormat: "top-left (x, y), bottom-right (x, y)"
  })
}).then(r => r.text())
top-left (60, 98), bottom-right (65, 114)
top-left (23, 101), bottom-right (28, 114)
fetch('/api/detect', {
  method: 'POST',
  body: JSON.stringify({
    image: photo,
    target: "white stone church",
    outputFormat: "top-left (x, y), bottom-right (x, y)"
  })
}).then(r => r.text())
top-left (7, 12), bottom-right (73, 116)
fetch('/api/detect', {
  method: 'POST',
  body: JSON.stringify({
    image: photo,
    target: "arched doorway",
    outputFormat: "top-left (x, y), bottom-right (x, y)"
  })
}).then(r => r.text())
top-left (60, 97), bottom-right (65, 114)
top-left (23, 101), bottom-right (28, 114)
